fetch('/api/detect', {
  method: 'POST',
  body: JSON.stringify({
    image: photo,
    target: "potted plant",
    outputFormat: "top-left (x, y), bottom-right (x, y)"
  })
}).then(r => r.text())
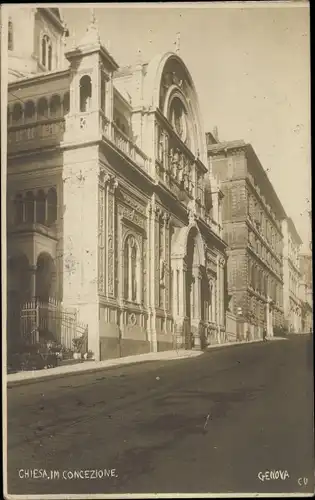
top-left (72, 337), bottom-right (83, 360)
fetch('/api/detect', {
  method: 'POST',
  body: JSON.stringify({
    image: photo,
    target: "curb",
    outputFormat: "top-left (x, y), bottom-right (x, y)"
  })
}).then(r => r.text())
top-left (6, 337), bottom-right (286, 388)
top-left (6, 350), bottom-right (203, 388)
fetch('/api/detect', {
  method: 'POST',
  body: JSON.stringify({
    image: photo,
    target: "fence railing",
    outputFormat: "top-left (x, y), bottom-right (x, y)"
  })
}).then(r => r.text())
top-left (20, 298), bottom-right (88, 351)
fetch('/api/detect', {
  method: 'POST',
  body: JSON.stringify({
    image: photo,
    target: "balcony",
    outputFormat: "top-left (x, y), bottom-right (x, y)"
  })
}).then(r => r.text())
top-left (8, 119), bottom-right (65, 154)
top-left (8, 220), bottom-right (58, 240)
top-left (110, 122), bottom-right (149, 172)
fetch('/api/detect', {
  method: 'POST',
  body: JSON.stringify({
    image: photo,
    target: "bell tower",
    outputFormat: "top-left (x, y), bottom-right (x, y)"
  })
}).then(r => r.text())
top-left (61, 11), bottom-right (119, 361)
top-left (63, 10), bottom-right (119, 145)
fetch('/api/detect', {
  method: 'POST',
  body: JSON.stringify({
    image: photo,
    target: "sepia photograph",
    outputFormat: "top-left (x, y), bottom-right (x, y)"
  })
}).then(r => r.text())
top-left (2, 2), bottom-right (313, 498)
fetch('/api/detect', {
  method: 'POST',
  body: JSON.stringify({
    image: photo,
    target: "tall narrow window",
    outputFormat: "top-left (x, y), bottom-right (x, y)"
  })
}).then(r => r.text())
top-left (49, 95), bottom-right (61, 117)
top-left (38, 97), bottom-right (48, 119)
top-left (124, 244), bottom-right (129, 299)
top-left (8, 19), bottom-right (13, 51)
top-left (124, 235), bottom-right (140, 303)
top-left (25, 191), bottom-right (35, 223)
top-left (131, 245), bottom-right (137, 301)
top-left (79, 75), bottom-right (92, 112)
top-left (41, 35), bottom-right (52, 70)
top-left (12, 103), bottom-right (23, 124)
top-left (24, 100), bottom-right (35, 122)
top-left (48, 45), bottom-right (52, 71)
top-left (36, 190), bottom-right (46, 224)
top-left (101, 75), bottom-right (106, 112)
top-left (42, 37), bottom-right (47, 67)
top-left (47, 188), bottom-right (57, 225)
top-left (14, 194), bottom-right (24, 224)
top-left (63, 92), bottom-right (70, 115)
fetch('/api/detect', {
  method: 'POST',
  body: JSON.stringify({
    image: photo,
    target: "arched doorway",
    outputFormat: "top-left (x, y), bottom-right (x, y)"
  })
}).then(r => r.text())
top-left (36, 252), bottom-right (56, 301)
top-left (172, 223), bottom-right (207, 350)
top-left (185, 226), bottom-right (207, 349)
top-left (7, 253), bottom-right (30, 351)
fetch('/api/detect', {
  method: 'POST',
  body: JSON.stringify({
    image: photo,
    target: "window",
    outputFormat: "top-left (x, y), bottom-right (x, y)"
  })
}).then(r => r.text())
top-left (63, 92), bottom-right (70, 115)
top-left (25, 191), bottom-right (35, 223)
top-left (12, 103), bottom-right (23, 123)
top-left (48, 45), bottom-right (52, 71)
top-left (37, 97), bottom-right (48, 119)
top-left (101, 75), bottom-right (106, 112)
top-left (41, 35), bottom-right (53, 70)
top-left (8, 19), bottom-right (13, 51)
top-left (124, 235), bottom-right (141, 303)
top-left (24, 101), bottom-right (35, 122)
top-left (36, 190), bottom-right (46, 224)
top-left (79, 75), bottom-right (92, 112)
top-left (47, 188), bottom-right (57, 225)
top-left (50, 95), bottom-right (61, 117)
top-left (14, 194), bottom-right (24, 224)
top-left (169, 96), bottom-right (189, 145)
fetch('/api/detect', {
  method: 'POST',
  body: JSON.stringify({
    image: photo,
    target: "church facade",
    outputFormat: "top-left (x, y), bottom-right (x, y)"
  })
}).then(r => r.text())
top-left (6, 8), bottom-right (228, 361)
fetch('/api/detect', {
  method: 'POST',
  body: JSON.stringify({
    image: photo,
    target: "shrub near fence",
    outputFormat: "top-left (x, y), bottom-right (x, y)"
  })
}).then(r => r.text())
top-left (20, 298), bottom-right (88, 350)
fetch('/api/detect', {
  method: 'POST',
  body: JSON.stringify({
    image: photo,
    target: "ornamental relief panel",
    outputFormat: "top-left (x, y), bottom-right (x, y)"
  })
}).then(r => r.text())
top-left (118, 203), bottom-right (146, 230)
top-left (118, 191), bottom-right (147, 217)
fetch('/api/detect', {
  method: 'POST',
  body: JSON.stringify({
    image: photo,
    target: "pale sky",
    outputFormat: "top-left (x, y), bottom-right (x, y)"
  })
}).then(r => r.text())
top-left (61, 2), bottom-right (311, 248)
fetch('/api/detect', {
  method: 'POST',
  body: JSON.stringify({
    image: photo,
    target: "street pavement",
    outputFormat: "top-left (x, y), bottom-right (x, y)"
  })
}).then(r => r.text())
top-left (6, 335), bottom-right (314, 496)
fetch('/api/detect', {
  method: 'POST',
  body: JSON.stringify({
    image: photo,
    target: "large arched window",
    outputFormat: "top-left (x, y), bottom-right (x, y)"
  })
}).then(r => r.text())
top-left (41, 35), bottom-right (53, 70)
top-left (36, 190), bottom-right (46, 224)
top-left (124, 235), bottom-right (141, 303)
top-left (47, 188), bottom-right (57, 225)
top-left (8, 19), bottom-right (13, 51)
top-left (79, 75), bottom-right (92, 112)
top-left (169, 96), bottom-right (189, 145)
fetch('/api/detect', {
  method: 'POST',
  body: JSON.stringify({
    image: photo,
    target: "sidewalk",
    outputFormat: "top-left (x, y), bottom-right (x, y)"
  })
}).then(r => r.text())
top-left (6, 336), bottom-right (286, 388)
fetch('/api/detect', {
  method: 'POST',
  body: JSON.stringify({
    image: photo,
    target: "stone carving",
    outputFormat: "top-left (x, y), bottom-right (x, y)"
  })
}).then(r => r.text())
top-left (107, 192), bottom-right (115, 296)
top-left (121, 206), bottom-right (145, 229)
top-left (187, 199), bottom-right (197, 224)
top-left (98, 170), bottom-right (118, 191)
top-left (129, 312), bottom-right (137, 326)
top-left (160, 258), bottom-right (166, 287)
top-left (98, 185), bottom-right (105, 293)
top-left (119, 191), bottom-right (146, 216)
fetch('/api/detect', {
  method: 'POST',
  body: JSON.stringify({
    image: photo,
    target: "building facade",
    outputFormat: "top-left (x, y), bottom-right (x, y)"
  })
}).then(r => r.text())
top-left (282, 218), bottom-right (302, 333)
top-left (299, 211), bottom-right (313, 333)
top-left (207, 135), bottom-right (286, 339)
top-left (6, 8), bottom-right (228, 361)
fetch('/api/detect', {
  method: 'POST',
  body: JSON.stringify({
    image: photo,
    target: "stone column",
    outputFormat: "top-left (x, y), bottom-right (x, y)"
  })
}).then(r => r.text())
top-left (216, 258), bottom-right (221, 341)
top-left (148, 201), bottom-right (157, 352)
top-left (29, 265), bottom-right (37, 299)
top-left (191, 267), bottom-right (202, 350)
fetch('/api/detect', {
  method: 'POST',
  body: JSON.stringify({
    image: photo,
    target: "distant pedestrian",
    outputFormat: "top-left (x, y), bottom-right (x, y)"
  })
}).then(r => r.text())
top-left (263, 327), bottom-right (267, 342)
top-left (246, 329), bottom-right (250, 342)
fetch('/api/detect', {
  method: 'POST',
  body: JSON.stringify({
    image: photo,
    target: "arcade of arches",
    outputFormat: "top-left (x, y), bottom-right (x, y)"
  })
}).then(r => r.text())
top-left (7, 252), bottom-right (57, 342)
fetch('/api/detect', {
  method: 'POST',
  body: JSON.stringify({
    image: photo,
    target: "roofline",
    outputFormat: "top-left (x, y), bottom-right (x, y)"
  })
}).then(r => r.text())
top-left (8, 68), bottom-right (70, 90)
top-left (287, 217), bottom-right (303, 244)
top-left (38, 8), bottom-right (65, 33)
top-left (65, 44), bottom-right (119, 72)
top-left (208, 140), bottom-right (287, 220)
top-left (245, 144), bottom-right (287, 219)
